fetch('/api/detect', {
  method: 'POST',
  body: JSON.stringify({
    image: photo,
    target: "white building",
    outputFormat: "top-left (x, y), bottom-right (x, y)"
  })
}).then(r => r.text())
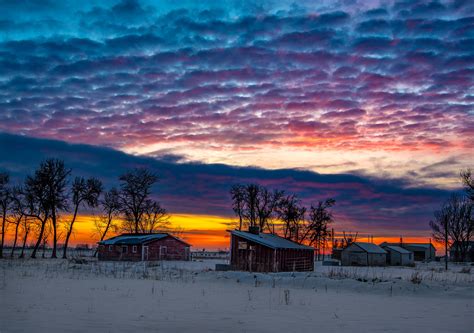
top-left (382, 245), bottom-right (414, 266)
top-left (341, 242), bottom-right (387, 266)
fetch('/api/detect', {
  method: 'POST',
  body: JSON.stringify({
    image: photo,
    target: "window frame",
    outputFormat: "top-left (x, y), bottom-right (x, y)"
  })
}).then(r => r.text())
top-left (132, 245), bottom-right (138, 253)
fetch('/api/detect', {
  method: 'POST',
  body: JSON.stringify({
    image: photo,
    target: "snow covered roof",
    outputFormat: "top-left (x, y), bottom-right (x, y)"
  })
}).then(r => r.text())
top-left (384, 245), bottom-right (411, 254)
top-left (99, 233), bottom-right (188, 246)
top-left (352, 242), bottom-right (387, 254)
top-left (229, 230), bottom-right (314, 250)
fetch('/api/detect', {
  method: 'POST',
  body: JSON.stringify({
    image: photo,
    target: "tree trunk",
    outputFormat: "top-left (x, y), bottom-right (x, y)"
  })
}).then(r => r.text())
top-left (31, 216), bottom-right (47, 259)
top-left (19, 223), bottom-right (29, 259)
top-left (93, 214), bottom-right (112, 257)
top-left (444, 220), bottom-right (448, 271)
top-left (51, 209), bottom-right (58, 258)
top-left (10, 217), bottom-right (21, 258)
top-left (62, 204), bottom-right (79, 259)
top-left (42, 238), bottom-right (46, 258)
top-left (0, 210), bottom-right (6, 258)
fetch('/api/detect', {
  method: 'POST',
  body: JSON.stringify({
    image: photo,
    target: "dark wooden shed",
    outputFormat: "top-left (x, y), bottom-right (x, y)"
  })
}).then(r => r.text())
top-left (229, 229), bottom-right (314, 272)
top-left (98, 233), bottom-right (191, 261)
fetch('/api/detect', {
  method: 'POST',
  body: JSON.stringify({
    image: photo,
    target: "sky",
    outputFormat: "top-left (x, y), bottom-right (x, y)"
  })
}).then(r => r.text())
top-left (0, 0), bottom-right (473, 249)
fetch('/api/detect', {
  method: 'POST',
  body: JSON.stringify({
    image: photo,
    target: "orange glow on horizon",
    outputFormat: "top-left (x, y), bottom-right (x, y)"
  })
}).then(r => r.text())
top-left (2, 213), bottom-right (442, 252)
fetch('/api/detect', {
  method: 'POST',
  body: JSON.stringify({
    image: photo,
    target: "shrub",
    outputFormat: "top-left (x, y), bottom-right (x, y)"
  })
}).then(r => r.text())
top-left (410, 272), bottom-right (422, 284)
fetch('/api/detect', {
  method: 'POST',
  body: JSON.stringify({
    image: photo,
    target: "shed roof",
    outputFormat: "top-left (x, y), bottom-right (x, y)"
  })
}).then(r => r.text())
top-left (229, 230), bottom-right (314, 250)
top-left (99, 233), bottom-right (190, 246)
top-left (351, 242), bottom-right (387, 254)
top-left (384, 245), bottom-right (411, 254)
top-left (380, 242), bottom-right (435, 249)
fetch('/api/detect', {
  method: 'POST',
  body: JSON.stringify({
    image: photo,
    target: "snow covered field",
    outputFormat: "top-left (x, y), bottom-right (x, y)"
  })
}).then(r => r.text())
top-left (1, 259), bottom-right (473, 332)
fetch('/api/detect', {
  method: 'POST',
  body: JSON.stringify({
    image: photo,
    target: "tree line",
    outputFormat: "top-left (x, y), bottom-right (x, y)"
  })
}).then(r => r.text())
top-left (429, 169), bottom-right (473, 266)
top-left (230, 184), bottom-right (336, 258)
top-left (0, 159), bottom-right (169, 259)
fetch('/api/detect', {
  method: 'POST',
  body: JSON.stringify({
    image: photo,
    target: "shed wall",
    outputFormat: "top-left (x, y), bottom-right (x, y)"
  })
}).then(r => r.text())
top-left (98, 237), bottom-right (190, 261)
top-left (230, 234), bottom-right (314, 272)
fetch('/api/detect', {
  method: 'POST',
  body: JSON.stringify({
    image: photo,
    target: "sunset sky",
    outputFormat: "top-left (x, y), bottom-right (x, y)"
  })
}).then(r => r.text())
top-left (0, 0), bottom-right (473, 249)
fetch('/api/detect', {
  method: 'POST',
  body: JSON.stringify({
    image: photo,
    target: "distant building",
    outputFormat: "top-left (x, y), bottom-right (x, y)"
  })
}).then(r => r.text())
top-left (192, 250), bottom-right (229, 260)
top-left (98, 233), bottom-right (191, 261)
top-left (449, 241), bottom-right (474, 262)
top-left (381, 245), bottom-right (414, 266)
top-left (380, 242), bottom-right (435, 261)
top-left (341, 242), bottom-right (387, 266)
top-left (228, 228), bottom-right (314, 272)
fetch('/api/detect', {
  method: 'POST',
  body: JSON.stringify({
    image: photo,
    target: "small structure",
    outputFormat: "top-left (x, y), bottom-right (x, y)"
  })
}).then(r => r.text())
top-left (341, 242), bottom-right (387, 266)
top-left (191, 250), bottom-right (229, 260)
top-left (98, 233), bottom-right (191, 261)
top-left (228, 229), bottom-right (314, 272)
top-left (382, 245), bottom-right (414, 266)
top-left (380, 242), bottom-right (436, 261)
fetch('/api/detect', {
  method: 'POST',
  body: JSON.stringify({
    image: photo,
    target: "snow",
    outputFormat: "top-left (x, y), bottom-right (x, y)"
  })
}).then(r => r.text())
top-left (1, 259), bottom-right (473, 332)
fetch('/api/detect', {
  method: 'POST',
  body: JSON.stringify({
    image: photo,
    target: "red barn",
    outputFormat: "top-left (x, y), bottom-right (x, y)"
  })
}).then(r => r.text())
top-left (229, 229), bottom-right (315, 272)
top-left (98, 233), bottom-right (191, 261)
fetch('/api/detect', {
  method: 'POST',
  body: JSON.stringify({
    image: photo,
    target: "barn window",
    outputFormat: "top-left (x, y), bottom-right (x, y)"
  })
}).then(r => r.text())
top-left (238, 241), bottom-right (247, 250)
top-left (122, 246), bottom-right (128, 254)
top-left (108, 245), bottom-right (113, 252)
top-left (132, 245), bottom-right (137, 253)
top-left (160, 246), bottom-right (167, 255)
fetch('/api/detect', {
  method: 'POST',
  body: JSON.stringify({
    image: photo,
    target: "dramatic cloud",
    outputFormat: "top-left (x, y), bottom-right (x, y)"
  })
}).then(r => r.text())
top-left (0, 0), bottom-right (472, 186)
top-left (0, 133), bottom-right (454, 235)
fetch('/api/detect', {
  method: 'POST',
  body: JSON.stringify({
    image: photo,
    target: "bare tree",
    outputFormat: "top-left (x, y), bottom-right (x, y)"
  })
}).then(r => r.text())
top-left (341, 231), bottom-right (358, 248)
top-left (24, 163), bottom-right (54, 259)
top-left (119, 169), bottom-right (158, 233)
top-left (230, 184), bottom-right (283, 232)
top-left (461, 169), bottom-right (474, 202)
top-left (303, 199), bottom-right (336, 260)
top-left (93, 188), bottom-right (120, 256)
top-left (0, 172), bottom-right (11, 258)
top-left (230, 184), bottom-right (245, 230)
top-left (430, 194), bottom-right (473, 268)
top-left (62, 177), bottom-right (102, 258)
top-left (139, 200), bottom-right (169, 233)
top-left (19, 215), bottom-right (30, 259)
top-left (256, 188), bottom-right (284, 232)
top-left (9, 186), bottom-right (25, 257)
top-left (35, 159), bottom-right (70, 258)
top-left (277, 194), bottom-right (306, 243)
top-left (243, 184), bottom-right (259, 228)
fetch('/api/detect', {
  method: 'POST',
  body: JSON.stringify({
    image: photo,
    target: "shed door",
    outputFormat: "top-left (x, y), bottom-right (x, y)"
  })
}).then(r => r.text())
top-left (143, 246), bottom-right (149, 260)
top-left (160, 246), bottom-right (167, 260)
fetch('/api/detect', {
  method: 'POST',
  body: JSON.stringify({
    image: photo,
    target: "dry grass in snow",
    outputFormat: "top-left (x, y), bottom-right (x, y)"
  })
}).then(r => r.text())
top-left (1, 259), bottom-right (473, 332)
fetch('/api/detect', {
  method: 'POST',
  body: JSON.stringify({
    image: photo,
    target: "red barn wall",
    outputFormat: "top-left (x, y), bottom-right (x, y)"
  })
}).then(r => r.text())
top-left (230, 234), bottom-right (314, 272)
top-left (98, 236), bottom-right (190, 261)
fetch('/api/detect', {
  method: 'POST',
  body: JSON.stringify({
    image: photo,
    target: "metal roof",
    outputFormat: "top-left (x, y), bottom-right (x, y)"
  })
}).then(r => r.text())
top-left (402, 243), bottom-right (435, 249)
top-left (380, 242), bottom-right (435, 249)
top-left (229, 230), bottom-right (314, 250)
top-left (352, 242), bottom-right (387, 254)
top-left (99, 234), bottom-right (169, 245)
top-left (384, 245), bottom-right (411, 254)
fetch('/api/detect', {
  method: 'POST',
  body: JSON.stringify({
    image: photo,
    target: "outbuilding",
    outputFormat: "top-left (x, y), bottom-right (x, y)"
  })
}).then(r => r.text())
top-left (341, 242), bottom-right (387, 266)
top-left (98, 233), bottom-right (191, 261)
top-left (382, 245), bottom-right (414, 266)
top-left (229, 228), bottom-right (314, 272)
top-left (380, 242), bottom-right (436, 261)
